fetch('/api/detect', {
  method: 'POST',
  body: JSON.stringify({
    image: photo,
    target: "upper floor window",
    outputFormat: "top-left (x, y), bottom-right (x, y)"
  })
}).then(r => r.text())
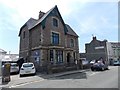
top-left (52, 32), bottom-right (59, 45)
top-left (70, 39), bottom-right (74, 47)
top-left (53, 18), bottom-right (58, 27)
top-left (23, 31), bottom-right (25, 39)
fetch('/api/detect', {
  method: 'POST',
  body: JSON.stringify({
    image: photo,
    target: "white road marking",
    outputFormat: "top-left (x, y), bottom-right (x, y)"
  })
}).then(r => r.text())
top-left (89, 72), bottom-right (98, 76)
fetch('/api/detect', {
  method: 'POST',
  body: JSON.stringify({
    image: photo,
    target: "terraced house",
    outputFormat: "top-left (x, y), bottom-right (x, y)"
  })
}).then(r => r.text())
top-left (18, 5), bottom-right (79, 73)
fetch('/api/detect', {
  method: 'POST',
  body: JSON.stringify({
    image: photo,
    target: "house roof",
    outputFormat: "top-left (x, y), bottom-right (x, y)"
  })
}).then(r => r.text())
top-left (85, 37), bottom-right (108, 45)
top-left (66, 24), bottom-right (78, 37)
top-left (19, 5), bottom-right (78, 37)
top-left (26, 18), bottom-right (38, 30)
top-left (0, 48), bottom-right (7, 53)
top-left (30, 6), bottom-right (55, 30)
top-left (19, 18), bottom-right (37, 36)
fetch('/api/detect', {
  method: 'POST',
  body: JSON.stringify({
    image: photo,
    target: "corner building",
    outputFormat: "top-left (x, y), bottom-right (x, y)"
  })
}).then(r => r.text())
top-left (18, 5), bottom-right (80, 73)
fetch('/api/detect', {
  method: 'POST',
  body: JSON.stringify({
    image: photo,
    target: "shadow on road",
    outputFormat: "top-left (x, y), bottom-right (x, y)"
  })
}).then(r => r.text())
top-left (37, 72), bottom-right (87, 80)
top-left (53, 72), bottom-right (87, 79)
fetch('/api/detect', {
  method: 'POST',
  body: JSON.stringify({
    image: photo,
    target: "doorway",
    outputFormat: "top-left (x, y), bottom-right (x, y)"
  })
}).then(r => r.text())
top-left (67, 53), bottom-right (70, 64)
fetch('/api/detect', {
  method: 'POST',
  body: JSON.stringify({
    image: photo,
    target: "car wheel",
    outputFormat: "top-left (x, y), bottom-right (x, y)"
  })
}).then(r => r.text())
top-left (33, 72), bottom-right (36, 76)
top-left (91, 68), bottom-right (94, 71)
top-left (20, 74), bottom-right (23, 77)
top-left (106, 67), bottom-right (109, 70)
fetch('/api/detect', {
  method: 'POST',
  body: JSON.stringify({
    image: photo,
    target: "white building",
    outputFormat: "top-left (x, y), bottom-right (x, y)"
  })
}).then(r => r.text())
top-left (106, 42), bottom-right (120, 65)
top-left (0, 49), bottom-right (19, 76)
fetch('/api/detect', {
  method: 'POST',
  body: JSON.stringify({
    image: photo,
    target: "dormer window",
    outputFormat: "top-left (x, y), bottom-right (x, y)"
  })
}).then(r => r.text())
top-left (53, 18), bottom-right (58, 27)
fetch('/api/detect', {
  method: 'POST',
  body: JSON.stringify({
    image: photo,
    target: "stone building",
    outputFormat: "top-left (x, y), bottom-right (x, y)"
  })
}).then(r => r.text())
top-left (85, 36), bottom-right (108, 62)
top-left (18, 5), bottom-right (80, 73)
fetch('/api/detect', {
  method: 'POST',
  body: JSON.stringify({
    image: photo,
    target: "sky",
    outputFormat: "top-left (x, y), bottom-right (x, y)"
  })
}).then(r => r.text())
top-left (0, 0), bottom-right (118, 54)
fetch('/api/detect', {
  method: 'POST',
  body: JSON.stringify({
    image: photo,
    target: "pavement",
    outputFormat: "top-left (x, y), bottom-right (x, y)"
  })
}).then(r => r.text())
top-left (0, 68), bottom-right (90, 88)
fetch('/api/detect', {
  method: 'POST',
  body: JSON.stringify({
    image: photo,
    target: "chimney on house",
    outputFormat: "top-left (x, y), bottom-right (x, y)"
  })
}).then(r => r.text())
top-left (38, 11), bottom-right (45, 19)
top-left (93, 36), bottom-right (97, 40)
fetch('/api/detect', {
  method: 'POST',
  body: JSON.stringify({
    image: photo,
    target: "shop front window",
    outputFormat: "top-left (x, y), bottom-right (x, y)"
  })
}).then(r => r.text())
top-left (56, 50), bottom-right (63, 64)
top-left (50, 50), bottom-right (54, 64)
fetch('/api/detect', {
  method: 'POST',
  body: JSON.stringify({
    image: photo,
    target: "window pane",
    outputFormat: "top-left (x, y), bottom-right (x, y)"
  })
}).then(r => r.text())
top-left (71, 39), bottom-right (74, 47)
top-left (53, 18), bottom-right (58, 27)
top-left (52, 32), bottom-right (59, 45)
top-left (50, 50), bottom-right (54, 64)
top-left (56, 50), bottom-right (63, 64)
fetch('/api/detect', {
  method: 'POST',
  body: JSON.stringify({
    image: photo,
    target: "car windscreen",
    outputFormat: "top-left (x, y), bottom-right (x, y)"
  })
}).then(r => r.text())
top-left (11, 63), bottom-right (18, 67)
top-left (114, 61), bottom-right (118, 62)
top-left (23, 64), bottom-right (33, 67)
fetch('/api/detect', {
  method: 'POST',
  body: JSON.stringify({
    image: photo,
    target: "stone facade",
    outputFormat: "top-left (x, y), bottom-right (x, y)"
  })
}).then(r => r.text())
top-left (19, 6), bottom-right (80, 73)
top-left (85, 36), bottom-right (108, 62)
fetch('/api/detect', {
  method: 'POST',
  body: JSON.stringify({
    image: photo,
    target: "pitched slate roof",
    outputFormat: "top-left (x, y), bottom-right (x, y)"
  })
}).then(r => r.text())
top-left (19, 5), bottom-right (78, 37)
top-left (66, 24), bottom-right (78, 37)
top-left (30, 6), bottom-right (55, 30)
top-left (19, 18), bottom-right (37, 36)
top-left (26, 18), bottom-right (38, 30)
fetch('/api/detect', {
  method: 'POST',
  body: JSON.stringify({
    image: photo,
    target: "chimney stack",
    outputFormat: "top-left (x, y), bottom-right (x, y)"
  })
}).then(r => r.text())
top-left (93, 36), bottom-right (96, 40)
top-left (38, 11), bottom-right (45, 19)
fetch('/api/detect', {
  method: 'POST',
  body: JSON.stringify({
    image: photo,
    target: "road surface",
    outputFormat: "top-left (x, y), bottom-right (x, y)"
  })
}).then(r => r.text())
top-left (8, 66), bottom-right (119, 88)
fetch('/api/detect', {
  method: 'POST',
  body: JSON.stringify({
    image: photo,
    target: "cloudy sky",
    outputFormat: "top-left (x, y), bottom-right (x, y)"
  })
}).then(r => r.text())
top-left (0, 0), bottom-right (118, 54)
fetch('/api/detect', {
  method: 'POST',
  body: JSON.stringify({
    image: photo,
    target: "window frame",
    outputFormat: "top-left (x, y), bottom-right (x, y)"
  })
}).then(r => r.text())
top-left (70, 38), bottom-right (74, 47)
top-left (51, 32), bottom-right (59, 45)
top-left (52, 17), bottom-right (59, 27)
top-left (50, 50), bottom-right (54, 64)
top-left (56, 50), bottom-right (63, 64)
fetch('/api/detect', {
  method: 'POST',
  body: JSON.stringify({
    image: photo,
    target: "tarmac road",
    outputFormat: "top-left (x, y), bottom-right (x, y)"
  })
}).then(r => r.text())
top-left (5, 66), bottom-right (119, 88)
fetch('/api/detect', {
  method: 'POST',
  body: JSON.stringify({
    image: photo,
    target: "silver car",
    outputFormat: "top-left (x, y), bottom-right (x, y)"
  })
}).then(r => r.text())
top-left (113, 60), bottom-right (120, 66)
top-left (10, 63), bottom-right (19, 74)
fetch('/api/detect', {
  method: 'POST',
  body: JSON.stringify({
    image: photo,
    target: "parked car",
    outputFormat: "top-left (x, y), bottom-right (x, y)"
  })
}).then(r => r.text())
top-left (19, 62), bottom-right (36, 77)
top-left (113, 60), bottom-right (120, 66)
top-left (89, 60), bottom-right (96, 65)
top-left (91, 60), bottom-right (108, 71)
top-left (10, 63), bottom-right (19, 74)
top-left (82, 60), bottom-right (89, 65)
